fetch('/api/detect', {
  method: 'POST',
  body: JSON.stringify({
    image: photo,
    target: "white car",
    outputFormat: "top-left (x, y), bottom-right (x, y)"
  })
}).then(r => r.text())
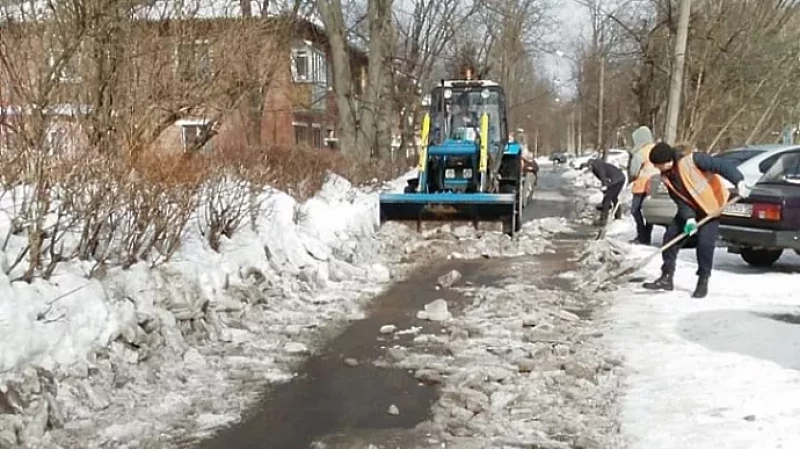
top-left (642, 144), bottom-right (800, 229)
top-left (569, 149), bottom-right (630, 171)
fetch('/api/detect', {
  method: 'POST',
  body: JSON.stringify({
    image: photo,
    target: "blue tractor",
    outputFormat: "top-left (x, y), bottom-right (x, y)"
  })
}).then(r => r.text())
top-left (379, 79), bottom-right (529, 235)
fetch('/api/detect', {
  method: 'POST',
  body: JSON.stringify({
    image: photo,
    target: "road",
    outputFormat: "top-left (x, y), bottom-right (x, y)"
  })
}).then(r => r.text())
top-left (190, 166), bottom-right (619, 449)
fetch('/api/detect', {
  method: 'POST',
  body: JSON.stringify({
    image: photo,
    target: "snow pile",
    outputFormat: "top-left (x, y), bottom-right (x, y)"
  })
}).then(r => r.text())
top-left (574, 239), bottom-right (629, 291)
top-left (416, 223), bottom-right (552, 260)
top-left (522, 216), bottom-right (573, 235)
top-left (376, 168), bottom-right (417, 193)
top-left (0, 172), bottom-right (398, 447)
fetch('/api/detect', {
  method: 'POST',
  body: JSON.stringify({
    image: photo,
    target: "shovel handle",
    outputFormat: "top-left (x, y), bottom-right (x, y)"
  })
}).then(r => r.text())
top-left (630, 196), bottom-right (743, 272)
top-left (657, 196), bottom-right (742, 254)
top-left (595, 196), bottom-right (745, 287)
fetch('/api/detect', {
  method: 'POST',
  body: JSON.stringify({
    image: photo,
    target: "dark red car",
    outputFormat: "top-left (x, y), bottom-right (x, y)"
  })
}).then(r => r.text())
top-left (719, 149), bottom-right (800, 267)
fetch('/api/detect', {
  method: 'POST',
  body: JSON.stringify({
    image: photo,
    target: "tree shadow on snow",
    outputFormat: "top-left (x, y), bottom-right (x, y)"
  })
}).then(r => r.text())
top-left (676, 309), bottom-right (800, 371)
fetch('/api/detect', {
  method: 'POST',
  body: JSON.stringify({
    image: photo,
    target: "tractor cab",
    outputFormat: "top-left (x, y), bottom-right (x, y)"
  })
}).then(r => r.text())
top-left (424, 80), bottom-right (509, 194)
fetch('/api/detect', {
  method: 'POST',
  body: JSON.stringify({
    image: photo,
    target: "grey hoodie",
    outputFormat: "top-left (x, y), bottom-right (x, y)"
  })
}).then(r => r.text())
top-left (628, 126), bottom-right (655, 180)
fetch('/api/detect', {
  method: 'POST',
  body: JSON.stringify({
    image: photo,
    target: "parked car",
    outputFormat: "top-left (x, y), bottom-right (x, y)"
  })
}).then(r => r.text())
top-left (642, 144), bottom-right (800, 228)
top-left (550, 152), bottom-right (569, 164)
top-left (719, 149), bottom-right (800, 267)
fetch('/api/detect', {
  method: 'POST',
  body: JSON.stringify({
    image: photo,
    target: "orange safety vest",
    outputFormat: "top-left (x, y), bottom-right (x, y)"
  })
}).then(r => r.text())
top-left (631, 143), bottom-right (660, 194)
top-left (661, 153), bottom-right (730, 215)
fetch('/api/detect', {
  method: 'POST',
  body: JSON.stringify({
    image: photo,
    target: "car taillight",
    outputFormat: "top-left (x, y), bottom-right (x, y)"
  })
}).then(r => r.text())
top-left (752, 203), bottom-right (782, 221)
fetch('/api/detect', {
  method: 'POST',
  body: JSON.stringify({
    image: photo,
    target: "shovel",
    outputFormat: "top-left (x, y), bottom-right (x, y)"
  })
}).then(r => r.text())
top-left (596, 196), bottom-right (743, 286)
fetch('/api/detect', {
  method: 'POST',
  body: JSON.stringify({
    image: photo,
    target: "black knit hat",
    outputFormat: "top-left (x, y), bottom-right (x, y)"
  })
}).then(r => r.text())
top-left (649, 142), bottom-right (674, 164)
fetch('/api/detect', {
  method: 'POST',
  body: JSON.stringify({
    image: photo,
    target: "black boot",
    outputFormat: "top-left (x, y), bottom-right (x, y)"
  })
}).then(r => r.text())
top-left (692, 275), bottom-right (709, 298)
top-left (594, 210), bottom-right (609, 227)
top-left (643, 272), bottom-right (674, 291)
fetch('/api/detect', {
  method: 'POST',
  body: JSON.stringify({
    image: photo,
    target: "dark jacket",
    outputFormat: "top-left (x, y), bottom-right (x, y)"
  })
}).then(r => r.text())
top-left (664, 150), bottom-right (744, 221)
top-left (590, 159), bottom-right (626, 187)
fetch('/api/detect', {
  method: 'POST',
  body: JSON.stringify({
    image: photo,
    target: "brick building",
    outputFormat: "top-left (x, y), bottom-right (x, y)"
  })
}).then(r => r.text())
top-left (0, 3), bottom-right (368, 156)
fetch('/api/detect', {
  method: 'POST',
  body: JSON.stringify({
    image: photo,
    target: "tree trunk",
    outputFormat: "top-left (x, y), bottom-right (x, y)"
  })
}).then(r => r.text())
top-left (359, 0), bottom-right (393, 158)
top-left (664, 0), bottom-right (691, 144)
top-left (317, 0), bottom-right (359, 155)
top-left (597, 53), bottom-right (605, 158)
top-left (377, 56), bottom-right (394, 160)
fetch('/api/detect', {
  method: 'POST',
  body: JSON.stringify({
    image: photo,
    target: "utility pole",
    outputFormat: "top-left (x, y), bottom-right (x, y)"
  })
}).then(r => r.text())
top-left (597, 52), bottom-right (605, 159)
top-left (592, 0), bottom-right (606, 160)
top-left (577, 106), bottom-right (583, 154)
top-left (665, 0), bottom-right (691, 144)
top-left (567, 110), bottom-right (574, 153)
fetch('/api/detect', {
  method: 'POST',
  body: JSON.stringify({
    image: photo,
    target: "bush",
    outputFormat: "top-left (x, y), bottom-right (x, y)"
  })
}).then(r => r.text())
top-left (227, 145), bottom-right (402, 200)
top-left (0, 141), bottom-right (402, 281)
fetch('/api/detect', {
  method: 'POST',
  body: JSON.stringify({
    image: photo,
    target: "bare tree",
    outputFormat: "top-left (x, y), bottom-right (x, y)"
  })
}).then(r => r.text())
top-left (316, 0), bottom-right (394, 158)
top-left (391, 0), bottom-right (479, 156)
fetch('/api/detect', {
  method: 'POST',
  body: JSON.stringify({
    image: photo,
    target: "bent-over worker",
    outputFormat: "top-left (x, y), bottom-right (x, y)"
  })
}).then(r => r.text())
top-left (642, 142), bottom-right (750, 298)
top-left (589, 158), bottom-right (626, 226)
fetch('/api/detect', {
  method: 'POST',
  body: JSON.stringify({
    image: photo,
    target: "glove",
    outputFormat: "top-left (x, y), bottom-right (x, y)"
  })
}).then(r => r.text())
top-left (683, 218), bottom-right (698, 236)
top-left (737, 180), bottom-right (751, 198)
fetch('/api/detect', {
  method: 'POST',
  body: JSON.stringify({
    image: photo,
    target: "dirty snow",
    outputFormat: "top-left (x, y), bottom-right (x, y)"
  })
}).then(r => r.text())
top-left (0, 172), bottom-right (402, 448)
top-left (371, 215), bottom-right (623, 449)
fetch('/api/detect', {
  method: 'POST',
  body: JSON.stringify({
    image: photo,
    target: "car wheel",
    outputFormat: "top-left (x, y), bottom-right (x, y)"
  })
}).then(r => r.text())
top-left (740, 248), bottom-right (783, 267)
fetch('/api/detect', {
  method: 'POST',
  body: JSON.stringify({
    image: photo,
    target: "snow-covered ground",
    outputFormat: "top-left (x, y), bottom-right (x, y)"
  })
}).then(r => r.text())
top-left (606, 224), bottom-right (800, 449)
top-left (0, 171), bottom-right (415, 448)
top-left (565, 161), bottom-right (800, 449)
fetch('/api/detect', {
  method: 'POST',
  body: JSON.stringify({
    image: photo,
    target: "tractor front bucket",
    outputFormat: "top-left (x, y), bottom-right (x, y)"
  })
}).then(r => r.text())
top-left (378, 192), bottom-right (517, 232)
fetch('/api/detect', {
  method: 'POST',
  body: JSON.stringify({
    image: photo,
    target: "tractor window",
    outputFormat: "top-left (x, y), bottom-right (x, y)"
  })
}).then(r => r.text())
top-left (431, 87), bottom-right (503, 144)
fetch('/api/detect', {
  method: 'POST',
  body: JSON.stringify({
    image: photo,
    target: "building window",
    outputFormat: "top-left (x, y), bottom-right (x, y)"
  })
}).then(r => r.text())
top-left (312, 126), bottom-right (322, 148)
top-left (181, 122), bottom-right (213, 153)
top-left (294, 122), bottom-right (309, 146)
top-left (294, 50), bottom-right (308, 80)
top-left (177, 39), bottom-right (212, 83)
top-left (291, 45), bottom-right (326, 84)
top-left (352, 66), bottom-right (365, 96)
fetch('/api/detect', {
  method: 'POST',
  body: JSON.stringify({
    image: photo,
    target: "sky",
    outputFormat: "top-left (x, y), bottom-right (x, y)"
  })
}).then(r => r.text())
top-left (542, 0), bottom-right (591, 100)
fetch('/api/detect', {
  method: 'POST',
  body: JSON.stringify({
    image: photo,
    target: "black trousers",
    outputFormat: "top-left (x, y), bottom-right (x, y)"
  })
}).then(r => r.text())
top-left (661, 216), bottom-right (719, 278)
top-left (601, 182), bottom-right (624, 212)
top-left (631, 193), bottom-right (653, 243)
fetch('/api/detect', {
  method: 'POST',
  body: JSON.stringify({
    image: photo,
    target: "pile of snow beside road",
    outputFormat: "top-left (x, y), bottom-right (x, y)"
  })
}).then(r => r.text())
top-left (0, 173), bottom-right (384, 373)
top-left (0, 173), bottom-right (399, 447)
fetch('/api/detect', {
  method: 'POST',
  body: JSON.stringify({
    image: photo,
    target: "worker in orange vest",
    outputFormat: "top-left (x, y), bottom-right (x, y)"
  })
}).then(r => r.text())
top-left (628, 126), bottom-right (660, 244)
top-left (642, 142), bottom-right (750, 298)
